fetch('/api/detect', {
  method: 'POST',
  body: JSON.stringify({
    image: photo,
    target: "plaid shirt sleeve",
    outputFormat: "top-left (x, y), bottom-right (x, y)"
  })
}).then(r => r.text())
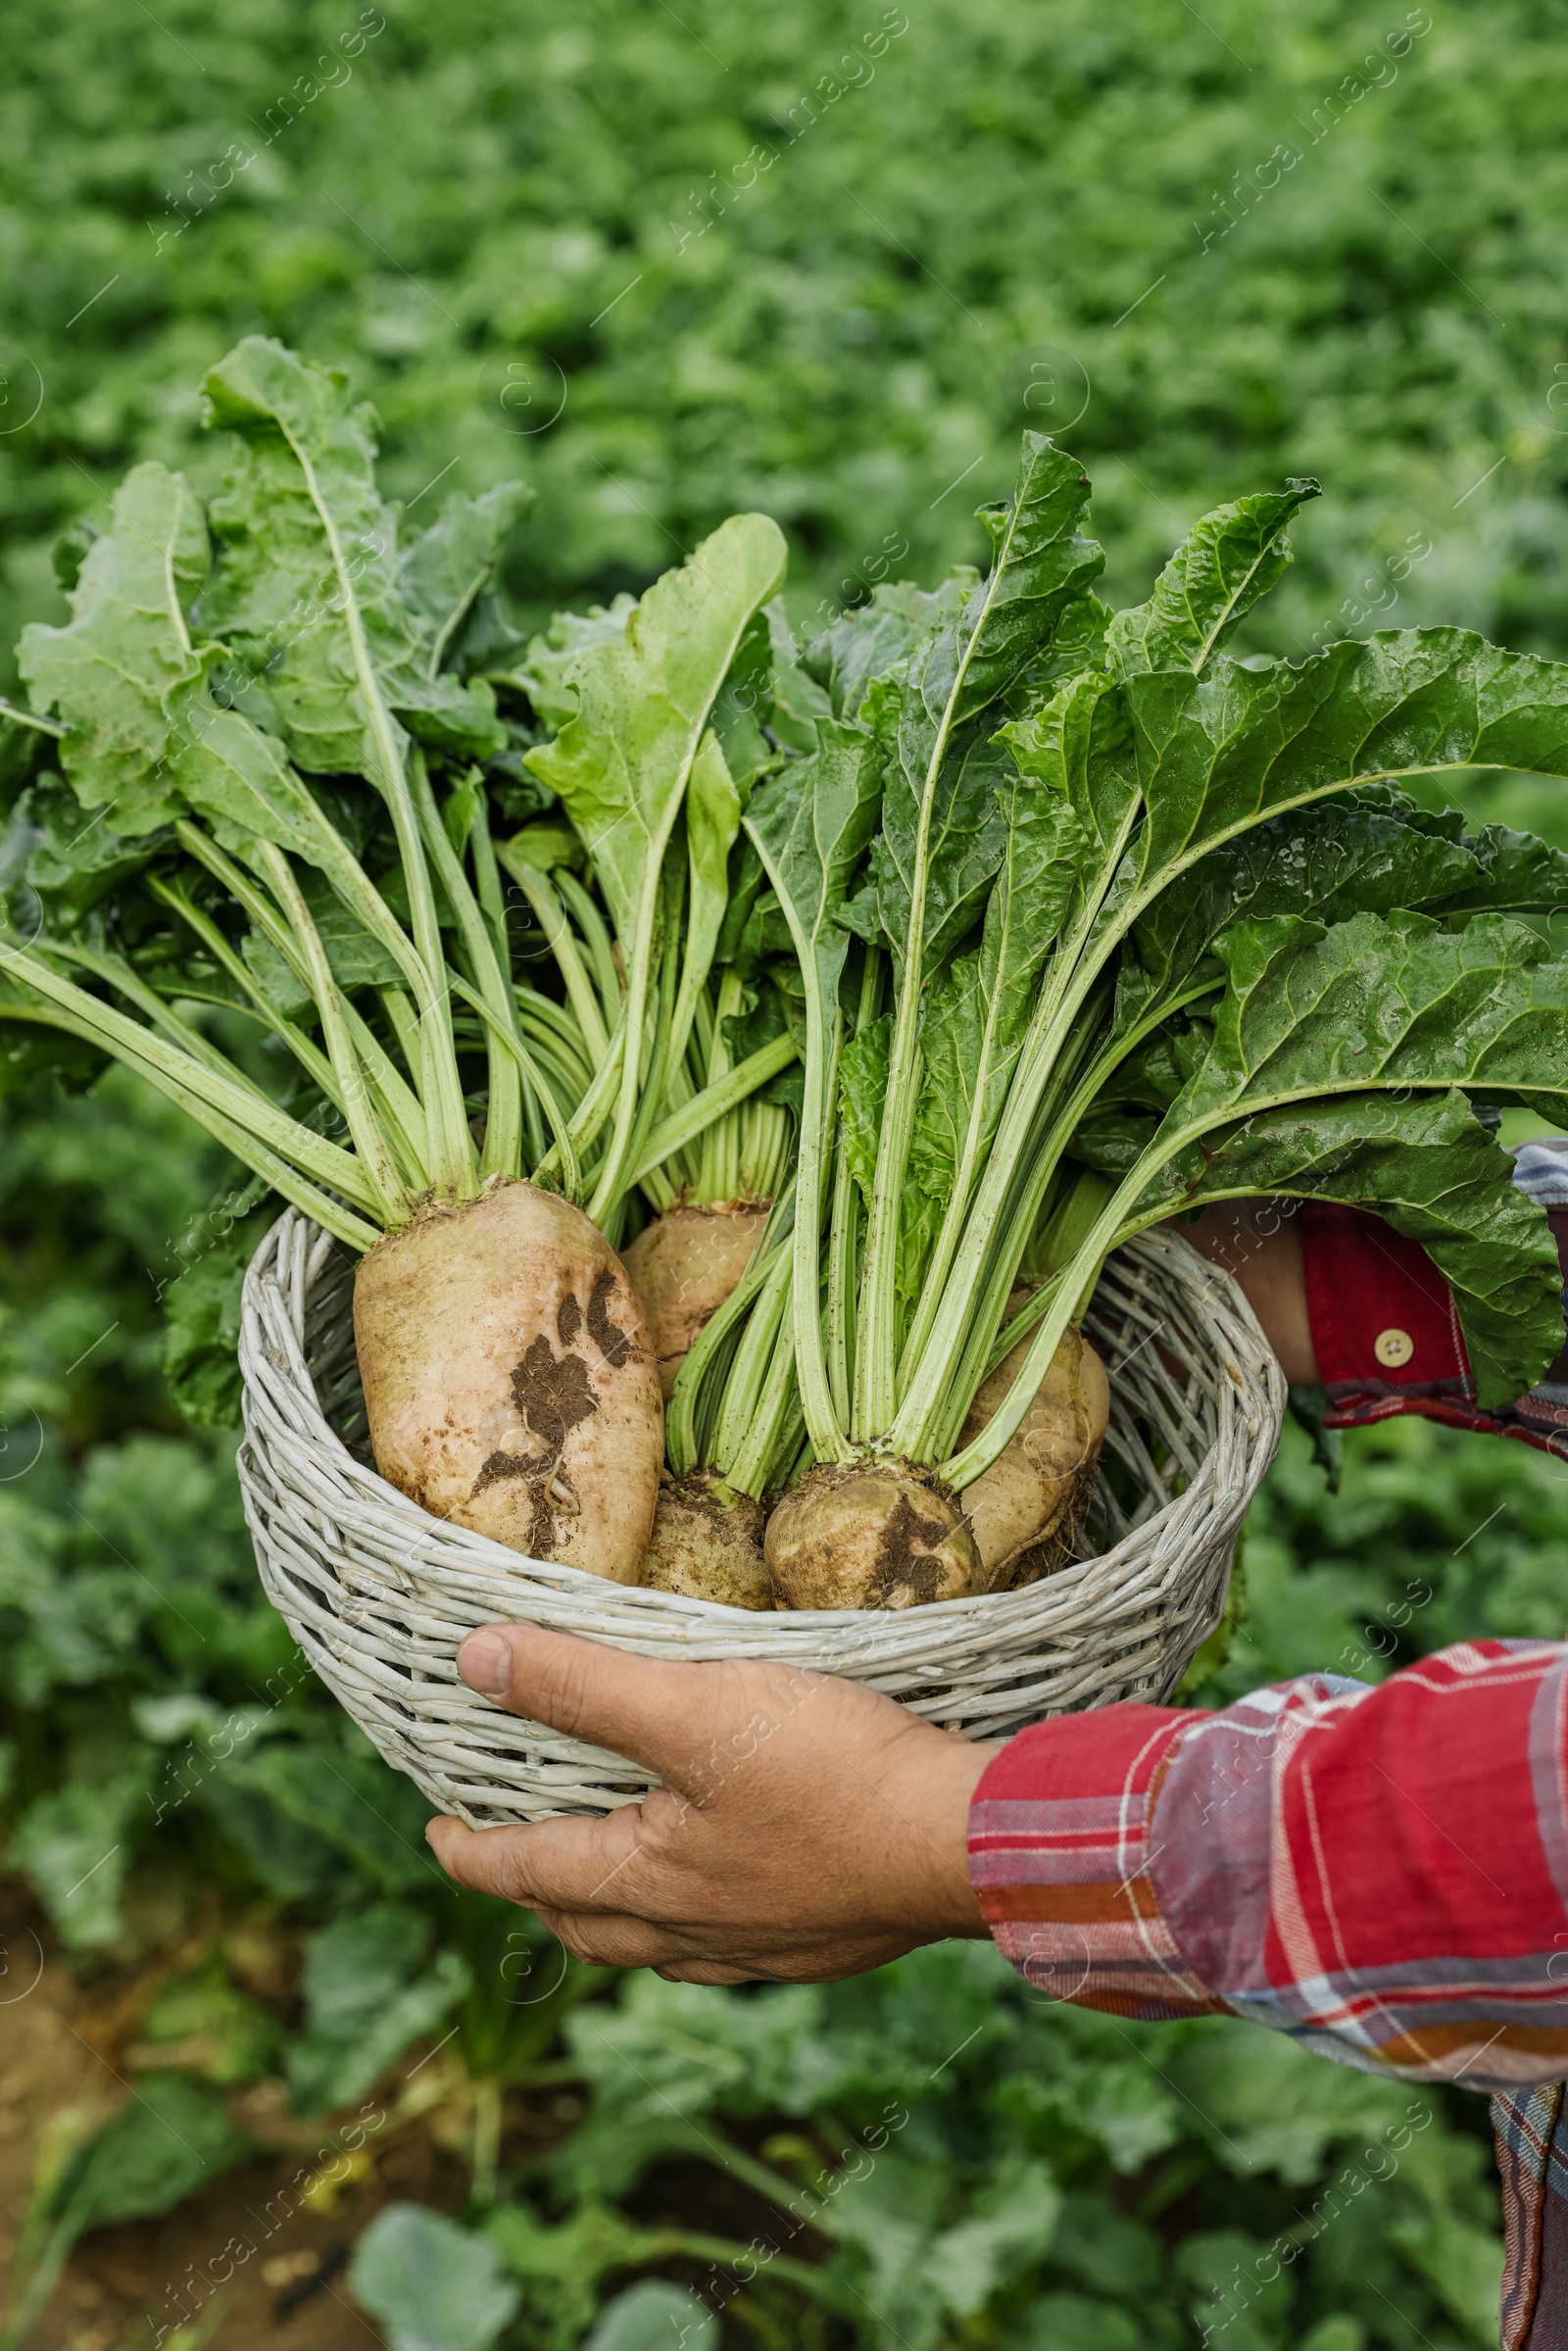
top-left (969, 1642), bottom-right (1568, 2347)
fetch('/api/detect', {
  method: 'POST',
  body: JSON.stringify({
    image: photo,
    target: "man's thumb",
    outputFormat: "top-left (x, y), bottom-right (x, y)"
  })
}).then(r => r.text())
top-left (457, 1621), bottom-right (702, 1777)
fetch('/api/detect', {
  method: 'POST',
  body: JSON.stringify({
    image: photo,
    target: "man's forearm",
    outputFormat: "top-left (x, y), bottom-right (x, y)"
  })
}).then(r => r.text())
top-left (1173, 1201), bottom-right (1320, 1383)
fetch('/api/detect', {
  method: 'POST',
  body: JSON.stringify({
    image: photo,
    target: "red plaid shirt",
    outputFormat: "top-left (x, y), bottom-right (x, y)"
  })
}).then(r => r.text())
top-left (969, 1206), bottom-right (1568, 2348)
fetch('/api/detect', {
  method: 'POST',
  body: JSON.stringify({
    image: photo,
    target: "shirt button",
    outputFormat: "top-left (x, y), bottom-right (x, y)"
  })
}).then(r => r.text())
top-left (1375, 1328), bottom-right (1414, 1368)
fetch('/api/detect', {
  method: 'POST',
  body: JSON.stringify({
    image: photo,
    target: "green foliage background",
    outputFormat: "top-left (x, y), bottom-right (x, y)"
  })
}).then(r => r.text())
top-left (3, 0), bottom-right (1568, 2343)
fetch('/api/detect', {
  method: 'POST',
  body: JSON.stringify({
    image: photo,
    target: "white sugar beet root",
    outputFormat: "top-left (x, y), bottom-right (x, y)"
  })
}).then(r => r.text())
top-left (354, 1178), bottom-right (662, 1582)
top-left (640, 1475), bottom-right (774, 1610)
top-left (764, 1462), bottom-right (980, 1610)
top-left (621, 1201), bottom-right (769, 1399)
top-left (956, 1322), bottom-right (1109, 1592)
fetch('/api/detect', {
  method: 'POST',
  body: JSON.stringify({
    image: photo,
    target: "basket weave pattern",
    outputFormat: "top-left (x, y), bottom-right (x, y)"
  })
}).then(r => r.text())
top-left (237, 1213), bottom-right (1285, 1826)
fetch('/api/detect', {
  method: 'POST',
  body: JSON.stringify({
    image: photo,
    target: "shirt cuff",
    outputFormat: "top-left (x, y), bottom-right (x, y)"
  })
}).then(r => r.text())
top-left (966, 1703), bottom-right (1230, 2020)
top-left (1301, 1201), bottom-right (1568, 1456)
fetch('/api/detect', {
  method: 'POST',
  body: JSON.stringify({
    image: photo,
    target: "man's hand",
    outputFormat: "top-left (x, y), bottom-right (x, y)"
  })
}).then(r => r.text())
top-left (425, 1625), bottom-right (997, 1984)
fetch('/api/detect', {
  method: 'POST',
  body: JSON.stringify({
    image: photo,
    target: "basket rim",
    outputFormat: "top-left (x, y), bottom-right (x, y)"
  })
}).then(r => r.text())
top-left (237, 1209), bottom-right (1286, 1640)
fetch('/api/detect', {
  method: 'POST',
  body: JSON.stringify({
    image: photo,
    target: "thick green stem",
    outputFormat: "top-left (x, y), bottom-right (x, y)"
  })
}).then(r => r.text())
top-left (380, 986), bottom-right (422, 1087)
top-left (0, 937), bottom-right (380, 1214)
top-left (495, 853), bottom-right (612, 1066)
top-left (827, 949), bottom-right (881, 1430)
top-left (411, 753), bottom-right (522, 1182)
top-left (517, 987), bottom-right (592, 1078)
top-left (514, 1020), bottom-right (592, 1113)
top-left (938, 1050), bottom-right (1440, 1486)
top-left (664, 1191), bottom-right (794, 1478)
top-left (173, 813), bottom-right (447, 1158)
top-left (471, 793), bottom-right (545, 1160)
top-left (148, 874), bottom-right (343, 1102)
top-left (887, 796), bottom-right (1142, 1453)
top-left (533, 1010), bottom-right (627, 1191)
top-left (930, 987), bottom-right (1111, 1450)
top-left (74, 935), bottom-right (425, 1216)
top-left (449, 978), bottom-right (581, 1198)
top-left (662, 819), bottom-right (739, 1187)
top-left (976, 1265), bottom-right (1068, 1382)
top-left (938, 1176), bottom-right (1134, 1489)
top-left (468, 792), bottom-right (511, 970)
top-left (854, 993), bottom-right (919, 1436)
top-left (627, 1033), bottom-right (798, 1195)
top-left (922, 1138), bottom-right (1072, 1466)
top-left (253, 843), bottom-right (412, 1224)
top-left (900, 975), bottom-right (1203, 1462)
top-left (698, 969), bottom-right (745, 1202)
top-left (739, 1099), bottom-right (792, 1200)
top-left (46, 937), bottom-right (274, 1098)
top-left (710, 1246), bottom-right (794, 1480)
top-left (853, 504), bottom-right (1047, 1438)
top-left (335, 1003), bottom-right (431, 1187)
top-left (175, 803), bottom-right (427, 1008)
top-left (895, 958), bottom-right (1068, 1396)
top-left (792, 980), bottom-right (850, 1462)
top-left (280, 422), bottom-right (471, 1194)
top-left (0, 987), bottom-right (378, 1249)
top-left (172, 820), bottom-right (312, 992)
top-left (692, 984), bottom-right (716, 1071)
top-left (181, 837), bottom-right (433, 1180)
top-left (603, 860), bottom-right (684, 1217)
top-left (825, 1131), bottom-right (859, 1435)
top-left (585, 861), bottom-right (663, 1223)
top-left (915, 751), bottom-right (1455, 1432)
top-left (556, 868), bottom-right (622, 1028)
top-left (722, 1301), bottom-right (804, 1501)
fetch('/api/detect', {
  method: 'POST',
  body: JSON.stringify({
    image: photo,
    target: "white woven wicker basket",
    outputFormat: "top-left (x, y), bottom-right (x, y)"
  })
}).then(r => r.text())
top-left (237, 1212), bottom-right (1285, 1826)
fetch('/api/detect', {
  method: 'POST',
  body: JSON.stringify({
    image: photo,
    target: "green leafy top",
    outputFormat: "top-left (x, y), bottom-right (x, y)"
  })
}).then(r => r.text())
top-left (1, 342), bottom-right (558, 1240)
top-left (2, 337), bottom-right (812, 1256)
top-left (19, 462), bottom-right (211, 831)
top-left (521, 512), bottom-right (789, 1222)
top-left (9, 375), bottom-right (1568, 1497)
top-left (200, 336), bottom-right (508, 776)
top-left (524, 514), bottom-right (786, 944)
top-left (717, 442), bottom-right (1568, 1486)
top-left (1106, 482), bottom-right (1319, 678)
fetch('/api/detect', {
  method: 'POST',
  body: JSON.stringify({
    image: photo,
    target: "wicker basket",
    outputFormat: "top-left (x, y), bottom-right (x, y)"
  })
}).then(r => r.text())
top-left (237, 1212), bottom-right (1285, 1826)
